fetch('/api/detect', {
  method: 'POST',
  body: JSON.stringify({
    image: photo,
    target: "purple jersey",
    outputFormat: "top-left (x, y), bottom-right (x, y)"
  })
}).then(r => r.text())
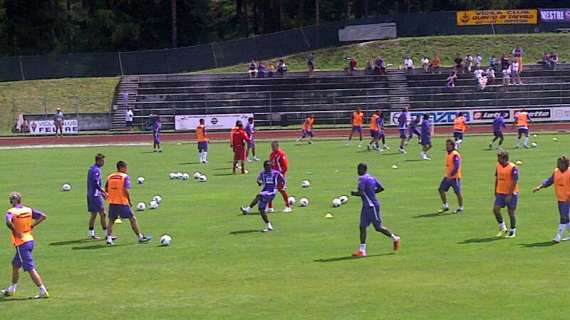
top-left (398, 112), bottom-right (408, 130)
top-left (421, 119), bottom-right (431, 138)
top-left (87, 164), bottom-right (103, 197)
top-left (245, 123), bottom-right (255, 138)
top-left (493, 116), bottom-right (505, 132)
top-left (153, 118), bottom-right (161, 132)
top-left (357, 173), bottom-right (383, 207)
top-left (257, 169), bottom-right (284, 194)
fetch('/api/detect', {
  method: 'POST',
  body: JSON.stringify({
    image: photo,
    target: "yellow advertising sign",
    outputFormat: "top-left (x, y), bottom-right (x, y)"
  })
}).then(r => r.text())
top-left (457, 9), bottom-right (538, 26)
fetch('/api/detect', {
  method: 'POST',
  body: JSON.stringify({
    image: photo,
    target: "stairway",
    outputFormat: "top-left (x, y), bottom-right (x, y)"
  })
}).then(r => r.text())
top-left (386, 71), bottom-right (411, 110)
top-left (111, 76), bottom-right (140, 131)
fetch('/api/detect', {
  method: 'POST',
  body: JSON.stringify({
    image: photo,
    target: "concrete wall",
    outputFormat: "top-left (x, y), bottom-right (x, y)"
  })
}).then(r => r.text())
top-left (25, 113), bottom-right (112, 131)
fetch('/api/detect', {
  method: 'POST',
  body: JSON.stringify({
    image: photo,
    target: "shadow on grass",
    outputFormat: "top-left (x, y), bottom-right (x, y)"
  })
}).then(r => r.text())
top-left (49, 239), bottom-right (90, 246)
top-left (214, 173), bottom-right (235, 176)
top-left (519, 241), bottom-right (556, 248)
top-left (212, 167), bottom-right (230, 171)
top-left (458, 237), bottom-right (502, 244)
top-left (178, 162), bottom-right (201, 166)
top-left (0, 297), bottom-right (36, 303)
top-left (314, 253), bottom-right (394, 263)
top-left (229, 229), bottom-right (261, 235)
top-left (404, 159), bottom-right (423, 162)
top-left (71, 244), bottom-right (109, 250)
top-left (413, 212), bottom-right (444, 218)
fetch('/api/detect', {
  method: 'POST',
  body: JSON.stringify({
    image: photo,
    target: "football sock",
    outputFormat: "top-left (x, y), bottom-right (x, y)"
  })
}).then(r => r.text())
top-left (203, 152), bottom-right (208, 161)
top-left (390, 234), bottom-right (399, 241)
top-left (499, 222), bottom-right (506, 230)
top-left (39, 285), bottom-right (47, 293)
top-left (360, 244), bottom-right (366, 251)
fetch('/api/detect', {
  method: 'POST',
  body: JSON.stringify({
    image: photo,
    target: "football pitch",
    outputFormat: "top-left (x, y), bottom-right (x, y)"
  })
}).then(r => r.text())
top-left (0, 133), bottom-right (569, 319)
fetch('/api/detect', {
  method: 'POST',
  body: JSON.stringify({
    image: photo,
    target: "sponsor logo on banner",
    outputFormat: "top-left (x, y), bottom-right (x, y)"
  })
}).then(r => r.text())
top-left (514, 108), bottom-right (552, 120)
top-left (175, 114), bottom-right (253, 131)
top-left (457, 10), bottom-right (538, 26)
top-left (540, 8), bottom-right (570, 22)
top-left (29, 119), bottom-right (78, 135)
top-left (391, 110), bottom-right (469, 126)
top-left (472, 110), bottom-right (510, 123)
top-left (552, 107), bottom-right (570, 121)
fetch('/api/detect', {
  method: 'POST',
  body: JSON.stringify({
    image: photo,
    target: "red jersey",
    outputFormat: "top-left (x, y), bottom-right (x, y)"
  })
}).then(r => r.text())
top-left (230, 127), bottom-right (249, 148)
top-left (270, 149), bottom-right (289, 175)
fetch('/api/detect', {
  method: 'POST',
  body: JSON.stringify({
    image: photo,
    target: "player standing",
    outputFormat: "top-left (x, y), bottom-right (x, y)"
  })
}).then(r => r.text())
top-left (347, 108), bottom-right (364, 147)
top-left (377, 111), bottom-right (389, 150)
top-left (240, 160), bottom-right (285, 232)
top-left (407, 115), bottom-right (421, 144)
top-left (420, 113), bottom-right (432, 160)
top-left (54, 108), bottom-right (64, 138)
top-left (351, 163), bottom-right (400, 257)
top-left (0, 192), bottom-right (49, 299)
top-left (196, 119), bottom-right (209, 164)
top-left (296, 114), bottom-right (315, 144)
top-left (245, 117), bottom-right (259, 162)
top-left (268, 141), bottom-right (292, 213)
top-left (489, 113), bottom-right (506, 149)
top-left (438, 139), bottom-right (464, 213)
top-left (493, 151), bottom-right (519, 238)
top-left (398, 107), bottom-right (409, 153)
top-left (87, 153), bottom-right (109, 240)
top-left (453, 112), bottom-right (467, 149)
top-left (367, 110), bottom-right (380, 151)
top-left (105, 161), bottom-right (152, 246)
top-left (514, 109), bottom-right (531, 148)
top-left (230, 121), bottom-right (250, 175)
top-left (152, 114), bottom-right (162, 153)
top-left (533, 156), bottom-right (570, 243)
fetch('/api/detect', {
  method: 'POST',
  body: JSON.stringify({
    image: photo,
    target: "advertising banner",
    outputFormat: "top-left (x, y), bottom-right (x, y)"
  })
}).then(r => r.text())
top-left (28, 119), bottom-right (79, 135)
top-left (457, 10), bottom-right (538, 26)
top-left (175, 113), bottom-right (254, 131)
top-left (539, 8), bottom-right (570, 22)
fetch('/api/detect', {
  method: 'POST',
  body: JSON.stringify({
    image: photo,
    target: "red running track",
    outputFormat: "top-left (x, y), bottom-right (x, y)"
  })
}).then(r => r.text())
top-left (0, 123), bottom-right (568, 147)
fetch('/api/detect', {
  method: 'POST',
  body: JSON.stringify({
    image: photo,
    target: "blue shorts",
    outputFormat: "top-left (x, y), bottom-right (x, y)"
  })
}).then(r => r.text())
top-left (370, 130), bottom-right (379, 138)
top-left (494, 131), bottom-right (504, 139)
top-left (13, 241), bottom-right (35, 272)
top-left (153, 131), bottom-right (160, 144)
top-left (421, 136), bottom-right (431, 146)
top-left (352, 125), bottom-right (362, 133)
top-left (258, 191), bottom-right (276, 211)
top-left (453, 131), bottom-right (464, 140)
top-left (559, 202), bottom-right (570, 220)
top-left (360, 205), bottom-right (382, 229)
top-left (109, 204), bottom-right (133, 220)
top-left (378, 131), bottom-right (385, 138)
top-left (494, 193), bottom-right (518, 209)
top-left (302, 130), bottom-right (314, 138)
top-left (518, 128), bottom-right (529, 136)
top-left (399, 129), bottom-right (407, 139)
top-left (87, 196), bottom-right (105, 213)
top-left (409, 127), bottom-right (421, 138)
top-left (439, 177), bottom-right (461, 194)
top-left (247, 139), bottom-right (255, 148)
top-left (198, 141), bottom-right (208, 151)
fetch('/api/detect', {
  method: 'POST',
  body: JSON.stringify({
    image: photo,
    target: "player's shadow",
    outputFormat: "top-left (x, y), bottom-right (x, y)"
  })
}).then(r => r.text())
top-left (314, 253), bottom-right (394, 262)
top-left (212, 167), bottom-right (229, 171)
top-left (413, 212), bottom-right (445, 218)
top-left (404, 159), bottom-right (423, 162)
top-left (519, 241), bottom-right (556, 248)
top-left (458, 237), bottom-right (502, 244)
top-left (229, 229), bottom-right (261, 235)
top-left (0, 297), bottom-right (34, 303)
top-left (178, 162), bottom-right (201, 165)
top-left (49, 239), bottom-right (90, 246)
top-left (214, 173), bottom-right (235, 176)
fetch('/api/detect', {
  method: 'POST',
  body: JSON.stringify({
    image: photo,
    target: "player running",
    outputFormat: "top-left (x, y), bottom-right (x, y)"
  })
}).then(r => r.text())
top-left (367, 110), bottom-right (381, 151)
top-left (493, 151), bottom-right (519, 238)
top-left (296, 114), bottom-right (315, 144)
top-left (377, 111), bottom-right (389, 150)
top-left (105, 161), bottom-right (152, 246)
top-left (438, 139), bottom-right (464, 213)
top-left (347, 108), bottom-right (364, 147)
top-left (398, 107), bottom-right (409, 153)
top-left (420, 113), bottom-right (432, 160)
top-left (533, 156), bottom-right (570, 243)
top-left (87, 153), bottom-right (109, 240)
top-left (351, 163), bottom-right (400, 257)
top-left (453, 112), bottom-right (467, 149)
top-left (268, 141), bottom-right (292, 213)
top-left (240, 160), bottom-right (285, 232)
top-left (1, 192), bottom-right (49, 299)
top-left (514, 109), bottom-right (531, 148)
top-left (152, 114), bottom-right (162, 153)
top-left (245, 117), bottom-right (259, 162)
top-left (489, 113), bottom-right (506, 150)
top-left (407, 115), bottom-right (422, 144)
top-left (196, 119), bottom-right (209, 164)
top-left (230, 121), bottom-right (250, 175)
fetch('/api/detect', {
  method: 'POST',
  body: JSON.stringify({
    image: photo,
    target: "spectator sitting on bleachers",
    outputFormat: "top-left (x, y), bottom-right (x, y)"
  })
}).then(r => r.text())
top-left (277, 59), bottom-right (288, 76)
top-left (374, 57), bottom-right (386, 74)
top-left (403, 56), bottom-right (415, 73)
top-left (421, 56), bottom-right (430, 73)
top-left (345, 57), bottom-right (358, 75)
top-left (489, 55), bottom-right (497, 71)
top-left (454, 54), bottom-right (463, 73)
top-left (546, 51), bottom-right (559, 70)
top-left (267, 63), bottom-right (276, 78)
top-left (500, 54), bottom-right (510, 71)
top-left (248, 60), bottom-right (258, 79)
top-left (431, 54), bottom-right (441, 74)
top-left (365, 60), bottom-right (374, 75)
top-left (475, 54), bottom-right (482, 68)
top-left (474, 67), bottom-right (487, 91)
top-left (464, 54), bottom-right (474, 72)
top-left (486, 67), bottom-right (496, 84)
top-left (257, 62), bottom-right (266, 78)
top-left (446, 70), bottom-right (458, 88)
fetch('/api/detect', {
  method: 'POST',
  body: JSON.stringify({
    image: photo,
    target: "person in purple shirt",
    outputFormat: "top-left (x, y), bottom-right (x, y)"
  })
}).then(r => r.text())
top-left (240, 160), bottom-right (285, 232)
top-left (245, 117), bottom-right (259, 162)
top-left (398, 107), bottom-right (409, 154)
top-left (350, 163), bottom-right (400, 257)
top-left (489, 113), bottom-right (506, 149)
top-left (152, 114), bottom-right (162, 153)
top-left (407, 115), bottom-right (422, 144)
top-left (420, 113), bottom-right (432, 160)
top-left (86, 154), bottom-right (109, 240)
top-left (377, 111), bottom-right (389, 150)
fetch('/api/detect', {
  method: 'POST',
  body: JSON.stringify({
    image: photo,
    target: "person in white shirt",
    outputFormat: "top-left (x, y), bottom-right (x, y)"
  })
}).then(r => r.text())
top-left (510, 61), bottom-right (523, 85)
top-left (502, 66), bottom-right (511, 89)
top-left (473, 68), bottom-right (487, 90)
top-left (475, 54), bottom-right (482, 68)
top-left (421, 56), bottom-right (430, 72)
top-left (486, 67), bottom-right (495, 84)
top-left (403, 56), bottom-right (415, 73)
top-left (464, 54), bottom-right (474, 72)
top-left (125, 108), bottom-right (134, 129)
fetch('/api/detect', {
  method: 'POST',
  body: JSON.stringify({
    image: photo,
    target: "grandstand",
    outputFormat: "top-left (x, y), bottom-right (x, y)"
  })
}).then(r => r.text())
top-left (112, 64), bottom-right (570, 131)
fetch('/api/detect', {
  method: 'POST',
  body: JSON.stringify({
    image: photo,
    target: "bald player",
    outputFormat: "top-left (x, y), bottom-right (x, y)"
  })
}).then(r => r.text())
top-left (105, 161), bottom-right (152, 246)
top-left (493, 151), bottom-right (519, 238)
top-left (1, 192), bottom-right (49, 299)
top-left (438, 139), bottom-right (464, 213)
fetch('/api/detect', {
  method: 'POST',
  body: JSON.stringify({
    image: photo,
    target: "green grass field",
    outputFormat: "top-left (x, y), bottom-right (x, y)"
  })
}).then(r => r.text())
top-left (0, 133), bottom-right (569, 319)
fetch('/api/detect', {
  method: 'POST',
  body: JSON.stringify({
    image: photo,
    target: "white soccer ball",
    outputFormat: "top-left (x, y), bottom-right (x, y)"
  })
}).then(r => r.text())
top-left (136, 202), bottom-right (146, 211)
top-left (199, 175), bottom-right (208, 182)
top-left (149, 200), bottom-right (159, 209)
top-left (152, 195), bottom-right (162, 203)
top-left (62, 183), bottom-right (72, 192)
top-left (301, 180), bottom-right (311, 188)
top-left (160, 234), bottom-right (172, 246)
top-left (137, 177), bottom-right (145, 184)
top-left (169, 173), bottom-right (176, 180)
top-left (287, 196), bottom-right (296, 206)
top-left (299, 197), bottom-right (309, 207)
top-left (193, 172), bottom-right (202, 179)
top-left (339, 195), bottom-right (349, 204)
top-left (175, 172), bottom-right (183, 179)
top-left (530, 142), bottom-right (537, 148)
top-left (332, 198), bottom-right (342, 207)
top-left (182, 173), bottom-right (190, 180)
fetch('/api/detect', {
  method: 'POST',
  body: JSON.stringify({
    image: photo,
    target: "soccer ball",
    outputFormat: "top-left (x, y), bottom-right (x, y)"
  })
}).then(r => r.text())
top-left (160, 234), bottom-right (172, 246)
top-left (136, 202), bottom-right (146, 211)
top-left (175, 172), bottom-right (183, 179)
top-left (530, 142), bottom-right (537, 148)
top-left (199, 175), bottom-right (208, 182)
top-left (169, 173), bottom-right (176, 180)
top-left (332, 198), bottom-right (342, 207)
top-left (152, 195), bottom-right (162, 203)
top-left (299, 197), bottom-right (309, 207)
top-left (149, 200), bottom-right (159, 209)
top-left (193, 172), bottom-right (202, 179)
top-left (301, 180), bottom-right (311, 188)
top-left (137, 177), bottom-right (145, 184)
top-left (181, 173), bottom-right (190, 180)
top-left (62, 183), bottom-right (72, 192)
top-left (287, 196), bottom-right (296, 206)
top-left (339, 195), bottom-right (349, 204)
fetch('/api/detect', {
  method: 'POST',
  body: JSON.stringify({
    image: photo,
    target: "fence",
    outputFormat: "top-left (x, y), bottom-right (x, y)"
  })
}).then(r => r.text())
top-left (1, 11), bottom-right (570, 82)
